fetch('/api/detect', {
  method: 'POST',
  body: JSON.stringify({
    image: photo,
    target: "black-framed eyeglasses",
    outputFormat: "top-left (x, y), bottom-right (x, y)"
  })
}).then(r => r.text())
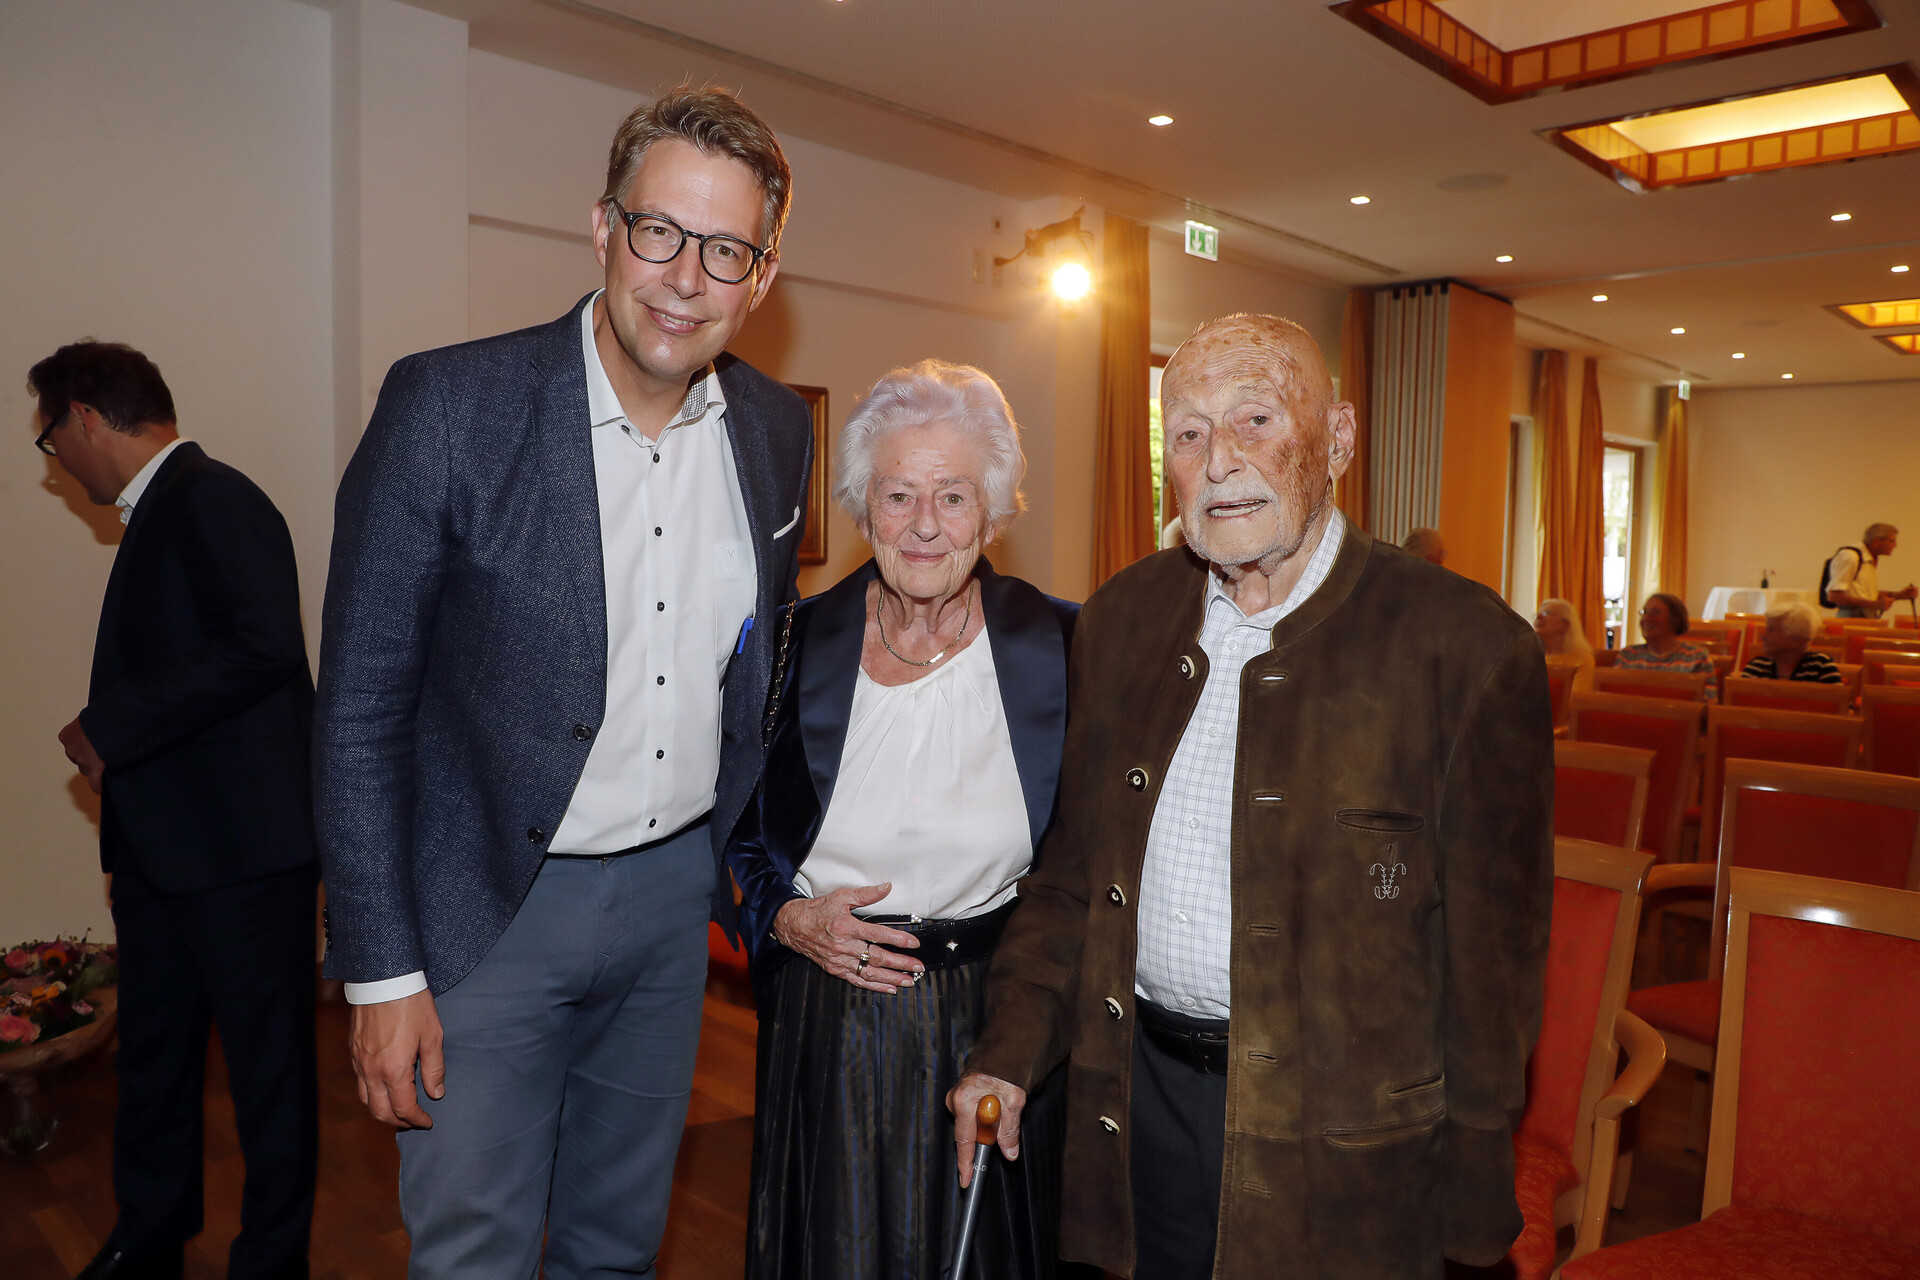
top-left (33, 409), bottom-right (66, 457)
top-left (608, 201), bottom-right (769, 285)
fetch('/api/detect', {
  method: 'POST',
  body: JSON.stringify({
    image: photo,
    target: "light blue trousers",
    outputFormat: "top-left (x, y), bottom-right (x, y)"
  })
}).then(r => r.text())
top-left (397, 823), bottom-right (712, 1280)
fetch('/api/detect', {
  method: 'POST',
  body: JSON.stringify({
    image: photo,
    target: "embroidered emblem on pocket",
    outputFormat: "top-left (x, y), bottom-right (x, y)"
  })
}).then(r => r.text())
top-left (1370, 861), bottom-right (1406, 900)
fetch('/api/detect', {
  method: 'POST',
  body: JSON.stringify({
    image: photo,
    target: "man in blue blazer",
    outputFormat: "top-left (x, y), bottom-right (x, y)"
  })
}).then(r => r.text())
top-left (314, 88), bottom-right (812, 1278)
top-left (34, 341), bottom-right (319, 1280)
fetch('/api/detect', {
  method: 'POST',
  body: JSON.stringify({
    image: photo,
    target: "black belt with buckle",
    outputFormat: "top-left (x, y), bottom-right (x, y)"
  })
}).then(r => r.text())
top-left (1137, 999), bottom-right (1232, 1076)
top-left (856, 899), bottom-right (1017, 972)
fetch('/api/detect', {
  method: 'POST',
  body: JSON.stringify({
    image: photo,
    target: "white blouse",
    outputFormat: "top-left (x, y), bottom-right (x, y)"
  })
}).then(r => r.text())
top-left (794, 626), bottom-right (1032, 920)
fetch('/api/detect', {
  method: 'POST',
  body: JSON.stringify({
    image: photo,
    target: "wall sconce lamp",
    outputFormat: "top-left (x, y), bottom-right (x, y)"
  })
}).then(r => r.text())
top-left (995, 207), bottom-right (1096, 303)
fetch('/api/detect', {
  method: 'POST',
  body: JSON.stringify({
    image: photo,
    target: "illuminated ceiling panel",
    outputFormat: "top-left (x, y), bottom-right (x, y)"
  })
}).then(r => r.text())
top-left (1550, 68), bottom-right (1920, 193)
top-left (1829, 296), bottom-right (1920, 329)
top-left (1879, 334), bottom-right (1920, 354)
top-left (1332, 0), bottom-right (1880, 105)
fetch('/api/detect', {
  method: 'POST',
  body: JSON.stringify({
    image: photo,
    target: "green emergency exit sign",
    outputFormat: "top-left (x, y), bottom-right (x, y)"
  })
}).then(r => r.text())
top-left (1185, 220), bottom-right (1219, 261)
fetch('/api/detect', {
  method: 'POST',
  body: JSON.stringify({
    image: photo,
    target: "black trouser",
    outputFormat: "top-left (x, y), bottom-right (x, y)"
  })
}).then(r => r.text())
top-left (108, 859), bottom-right (318, 1279)
top-left (1129, 1012), bottom-right (1229, 1280)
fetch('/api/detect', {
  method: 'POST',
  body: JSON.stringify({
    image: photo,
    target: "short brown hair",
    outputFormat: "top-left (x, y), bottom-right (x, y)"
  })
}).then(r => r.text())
top-left (602, 86), bottom-right (792, 252)
top-left (27, 340), bottom-right (175, 433)
top-left (1648, 591), bottom-right (1691, 636)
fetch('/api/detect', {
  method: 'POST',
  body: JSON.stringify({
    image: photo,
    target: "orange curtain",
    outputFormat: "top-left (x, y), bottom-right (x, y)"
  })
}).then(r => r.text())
top-left (1092, 213), bottom-right (1154, 588)
top-left (1535, 350), bottom-right (1573, 620)
top-left (1335, 288), bottom-right (1373, 531)
top-left (1655, 389), bottom-right (1689, 597)
top-left (1571, 357), bottom-right (1608, 647)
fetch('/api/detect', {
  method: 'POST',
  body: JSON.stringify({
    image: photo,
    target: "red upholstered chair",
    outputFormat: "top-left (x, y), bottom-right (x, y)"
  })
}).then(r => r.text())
top-left (1693, 706), bottom-right (1862, 862)
top-left (1722, 675), bottom-right (1852, 716)
top-left (1626, 761), bottom-right (1920, 1160)
top-left (1594, 668), bottom-right (1710, 703)
top-left (708, 921), bottom-right (749, 981)
top-left (1545, 654), bottom-right (1586, 731)
top-left (1863, 647), bottom-right (1920, 685)
top-left (1563, 868), bottom-right (1920, 1280)
top-left (1568, 693), bottom-right (1703, 864)
top-left (1592, 649), bottom-right (1618, 669)
top-left (1689, 620), bottom-right (1745, 665)
top-left (1846, 628), bottom-right (1912, 666)
top-left (1506, 840), bottom-right (1663, 1280)
top-left (1864, 686), bottom-right (1920, 778)
top-left (1553, 741), bottom-right (1653, 851)
top-left (1886, 663), bottom-right (1920, 690)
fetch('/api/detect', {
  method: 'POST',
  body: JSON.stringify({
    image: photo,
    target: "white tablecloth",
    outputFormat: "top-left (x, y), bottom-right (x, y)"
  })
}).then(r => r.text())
top-left (1701, 586), bottom-right (1825, 620)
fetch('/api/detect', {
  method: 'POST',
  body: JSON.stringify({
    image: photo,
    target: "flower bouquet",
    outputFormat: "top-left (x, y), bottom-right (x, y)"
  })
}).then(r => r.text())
top-left (0, 937), bottom-right (119, 1153)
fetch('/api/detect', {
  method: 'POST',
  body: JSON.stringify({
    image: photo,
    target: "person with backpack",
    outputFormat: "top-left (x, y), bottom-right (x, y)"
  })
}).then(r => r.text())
top-left (1823, 523), bottom-right (1917, 617)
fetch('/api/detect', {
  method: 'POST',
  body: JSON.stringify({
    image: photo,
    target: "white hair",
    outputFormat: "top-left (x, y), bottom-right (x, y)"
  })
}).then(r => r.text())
top-left (1765, 600), bottom-right (1820, 645)
top-left (1539, 598), bottom-right (1593, 655)
top-left (833, 359), bottom-right (1027, 528)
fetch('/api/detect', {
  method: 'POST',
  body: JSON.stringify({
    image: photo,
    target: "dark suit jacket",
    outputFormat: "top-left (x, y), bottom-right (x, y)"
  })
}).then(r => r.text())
top-left (79, 442), bottom-right (318, 894)
top-left (314, 295), bottom-right (813, 993)
top-left (969, 531), bottom-right (1554, 1280)
top-left (724, 558), bottom-right (1077, 966)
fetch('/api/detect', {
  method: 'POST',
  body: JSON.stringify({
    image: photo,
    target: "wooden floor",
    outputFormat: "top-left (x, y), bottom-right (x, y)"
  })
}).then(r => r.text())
top-left (3, 963), bottom-right (1707, 1280)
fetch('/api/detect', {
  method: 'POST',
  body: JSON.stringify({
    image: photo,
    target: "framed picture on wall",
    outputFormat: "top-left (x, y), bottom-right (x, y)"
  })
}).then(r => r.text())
top-left (787, 384), bottom-right (829, 566)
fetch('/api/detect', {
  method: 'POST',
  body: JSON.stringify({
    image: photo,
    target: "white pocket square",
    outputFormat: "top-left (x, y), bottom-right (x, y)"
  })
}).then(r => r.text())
top-left (772, 506), bottom-right (800, 539)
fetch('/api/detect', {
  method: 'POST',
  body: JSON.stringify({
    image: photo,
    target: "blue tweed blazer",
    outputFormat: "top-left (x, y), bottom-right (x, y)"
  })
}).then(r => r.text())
top-left (314, 295), bottom-right (813, 992)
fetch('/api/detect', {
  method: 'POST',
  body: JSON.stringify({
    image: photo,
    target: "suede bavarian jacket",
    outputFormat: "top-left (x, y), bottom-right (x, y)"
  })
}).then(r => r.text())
top-left (968, 528), bottom-right (1554, 1280)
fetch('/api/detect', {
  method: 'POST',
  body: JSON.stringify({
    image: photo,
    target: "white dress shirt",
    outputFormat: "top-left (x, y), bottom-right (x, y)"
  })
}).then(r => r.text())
top-left (796, 628), bottom-right (1030, 920)
top-left (1133, 510), bottom-right (1346, 1019)
top-left (1827, 545), bottom-right (1880, 609)
top-left (116, 437), bottom-right (192, 523)
top-left (345, 295), bottom-right (755, 1005)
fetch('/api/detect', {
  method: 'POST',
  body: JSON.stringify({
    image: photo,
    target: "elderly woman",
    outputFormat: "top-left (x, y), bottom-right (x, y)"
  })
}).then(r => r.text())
top-left (1534, 597), bottom-right (1596, 691)
top-left (1741, 601), bottom-right (1841, 682)
top-left (725, 360), bottom-right (1077, 1280)
top-left (1616, 591), bottom-right (1717, 698)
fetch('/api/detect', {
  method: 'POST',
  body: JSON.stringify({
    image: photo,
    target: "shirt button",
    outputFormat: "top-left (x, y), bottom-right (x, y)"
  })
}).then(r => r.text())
top-left (1188, 816), bottom-right (1200, 830)
top-left (654, 526), bottom-right (663, 537)
top-left (649, 818), bottom-right (658, 829)
top-left (572, 724), bottom-right (591, 741)
top-left (1175, 911), bottom-right (1188, 924)
top-left (1182, 997), bottom-right (1197, 1009)
top-left (1206, 725), bottom-right (1219, 739)
top-left (656, 676), bottom-right (666, 686)
top-left (656, 601), bottom-right (665, 612)
top-left (656, 749), bottom-right (665, 760)
top-left (652, 453), bottom-right (660, 463)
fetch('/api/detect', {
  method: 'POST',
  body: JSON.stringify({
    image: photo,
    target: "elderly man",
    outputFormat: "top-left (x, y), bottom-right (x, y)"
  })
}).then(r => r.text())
top-left (1824, 523), bottom-right (1917, 618)
top-left (952, 313), bottom-right (1553, 1280)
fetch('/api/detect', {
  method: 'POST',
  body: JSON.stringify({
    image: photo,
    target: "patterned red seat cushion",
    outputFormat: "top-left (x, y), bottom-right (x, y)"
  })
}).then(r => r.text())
top-left (1560, 1206), bottom-right (1920, 1279)
top-left (1626, 978), bottom-right (1721, 1048)
top-left (1509, 1133), bottom-right (1581, 1280)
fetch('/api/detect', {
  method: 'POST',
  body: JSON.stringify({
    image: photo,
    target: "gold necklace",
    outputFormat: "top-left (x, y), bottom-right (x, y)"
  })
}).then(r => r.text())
top-left (876, 581), bottom-right (974, 667)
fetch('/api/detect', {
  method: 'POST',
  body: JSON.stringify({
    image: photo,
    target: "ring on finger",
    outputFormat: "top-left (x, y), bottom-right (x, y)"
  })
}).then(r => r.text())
top-left (857, 949), bottom-right (871, 971)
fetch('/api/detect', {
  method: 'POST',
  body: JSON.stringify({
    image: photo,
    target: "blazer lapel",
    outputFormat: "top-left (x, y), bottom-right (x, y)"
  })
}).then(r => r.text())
top-left (978, 560), bottom-right (1068, 847)
top-left (797, 561), bottom-right (874, 816)
top-left (94, 443), bottom-right (201, 698)
top-left (530, 296), bottom-right (607, 699)
top-left (717, 359), bottom-right (783, 622)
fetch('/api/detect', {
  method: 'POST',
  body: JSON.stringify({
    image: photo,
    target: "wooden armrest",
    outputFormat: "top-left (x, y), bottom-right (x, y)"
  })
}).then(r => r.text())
top-left (1594, 1009), bottom-right (1668, 1121)
top-left (1644, 863), bottom-right (1715, 895)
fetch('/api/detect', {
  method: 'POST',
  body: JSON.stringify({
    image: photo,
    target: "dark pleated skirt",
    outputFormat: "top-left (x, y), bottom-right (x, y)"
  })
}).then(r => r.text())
top-left (745, 946), bottom-right (1071, 1280)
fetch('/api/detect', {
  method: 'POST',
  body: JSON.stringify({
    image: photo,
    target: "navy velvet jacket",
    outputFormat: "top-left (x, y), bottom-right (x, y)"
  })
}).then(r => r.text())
top-left (724, 558), bottom-right (1077, 967)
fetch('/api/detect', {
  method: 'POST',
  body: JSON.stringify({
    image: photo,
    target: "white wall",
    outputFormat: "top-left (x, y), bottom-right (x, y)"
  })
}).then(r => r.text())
top-left (1150, 234), bottom-right (1344, 363)
top-left (1689, 379), bottom-right (1920, 608)
top-left (0, 0), bottom-right (335, 944)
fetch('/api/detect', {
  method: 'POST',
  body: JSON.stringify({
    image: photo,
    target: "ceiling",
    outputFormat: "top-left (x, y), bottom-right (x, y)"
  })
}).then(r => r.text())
top-left (419, 0), bottom-right (1920, 389)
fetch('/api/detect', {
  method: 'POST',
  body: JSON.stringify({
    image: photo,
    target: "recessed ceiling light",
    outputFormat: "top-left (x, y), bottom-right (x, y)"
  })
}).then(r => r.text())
top-left (1147, 114), bottom-right (1173, 127)
top-left (1495, 254), bottom-right (1514, 263)
top-left (1782, 373), bottom-right (1794, 379)
top-left (1592, 294), bottom-right (1608, 302)
top-left (1895, 265), bottom-right (1912, 273)
top-left (1831, 212), bottom-right (1853, 222)
top-left (1732, 352), bottom-right (1746, 359)
top-left (1350, 195), bottom-right (1371, 205)
top-left (1670, 327), bottom-right (1686, 334)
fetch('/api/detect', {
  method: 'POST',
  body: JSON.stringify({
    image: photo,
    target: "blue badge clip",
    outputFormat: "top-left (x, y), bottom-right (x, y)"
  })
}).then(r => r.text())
top-left (736, 616), bottom-right (754, 655)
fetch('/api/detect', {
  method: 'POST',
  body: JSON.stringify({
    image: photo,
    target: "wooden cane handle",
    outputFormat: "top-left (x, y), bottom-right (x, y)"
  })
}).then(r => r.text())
top-left (975, 1094), bottom-right (1001, 1146)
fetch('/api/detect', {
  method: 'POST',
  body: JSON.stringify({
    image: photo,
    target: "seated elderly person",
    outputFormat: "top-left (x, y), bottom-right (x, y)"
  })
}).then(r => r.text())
top-left (1534, 597), bottom-right (1596, 692)
top-left (725, 360), bottom-right (1078, 1280)
top-left (1741, 602), bottom-right (1841, 682)
top-left (1616, 591), bottom-right (1717, 699)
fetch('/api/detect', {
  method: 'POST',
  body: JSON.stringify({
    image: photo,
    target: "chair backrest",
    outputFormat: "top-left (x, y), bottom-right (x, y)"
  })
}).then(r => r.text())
top-left (1705, 759), bottom-right (1920, 974)
top-left (1885, 663), bottom-right (1920, 690)
top-left (1704, 868), bottom-right (1920, 1249)
top-left (1862, 648), bottom-right (1920, 684)
top-left (1568, 692), bottom-right (1705, 862)
top-left (1700, 707), bottom-right (1863, 860)
top-left (1863, 686), bottom-right (1920, 777)
top-left (1837, 662), bottom-right (1865, 701)
top-left (1844, 628), bottom-right (1902, 665)
top-left (1553, 740), bottom-right (1654, 850)
top-left (1807, 637), bottom-right (1846, 661)
top-left (1594, 668), bottom-right (1709, 702)
top-left (1545, 654), bottom-right (1586, 727)
top-left (1593, 649), bottom-right (1619, 669)
top-left (1722, 675), bottom-right (1852, 716)
top-left (1521, 839), bottom-right (1654, 1175)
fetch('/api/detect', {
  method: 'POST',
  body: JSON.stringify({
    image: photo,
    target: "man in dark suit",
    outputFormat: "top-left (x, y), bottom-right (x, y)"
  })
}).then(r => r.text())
top-left (33, 340), bottom-right (319, 1280)
top-left (314, 87), bottom-right (812, 1278)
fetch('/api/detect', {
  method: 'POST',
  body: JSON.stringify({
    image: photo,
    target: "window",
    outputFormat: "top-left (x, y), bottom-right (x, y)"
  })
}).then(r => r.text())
top-left (1602, 446), bottom-right (1641, 646)
top-left (1149, 361), bottom-right (1167, 539)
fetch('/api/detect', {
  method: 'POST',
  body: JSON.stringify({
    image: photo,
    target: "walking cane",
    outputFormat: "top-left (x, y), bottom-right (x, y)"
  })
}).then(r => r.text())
top-left (944, 1093), bottom-right (1001, 1280)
